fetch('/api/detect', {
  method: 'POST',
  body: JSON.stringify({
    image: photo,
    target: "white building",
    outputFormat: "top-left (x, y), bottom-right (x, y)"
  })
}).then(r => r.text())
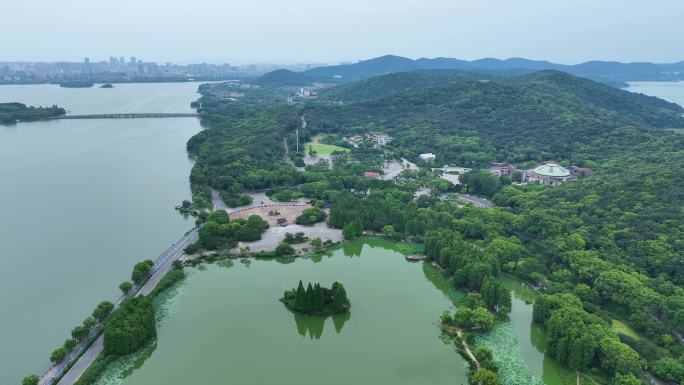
top-left (419, 153), bottom-right (436, 162)
top-left (523, 162), bottom-right (574, 185)
top-left (369, 133), bottom-right (392, 146)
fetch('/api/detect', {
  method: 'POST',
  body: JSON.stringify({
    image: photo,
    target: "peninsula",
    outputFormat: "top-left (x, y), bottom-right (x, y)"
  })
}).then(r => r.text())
top-left (0, 102), bottom-right (65, 124)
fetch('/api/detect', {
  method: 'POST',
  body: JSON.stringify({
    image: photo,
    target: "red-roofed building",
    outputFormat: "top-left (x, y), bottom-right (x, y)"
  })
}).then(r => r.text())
top-left (363, 171), bottom-right (381, 179)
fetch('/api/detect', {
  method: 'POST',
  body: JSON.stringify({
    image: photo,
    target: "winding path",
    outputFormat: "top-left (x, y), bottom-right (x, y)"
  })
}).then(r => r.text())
top-left (457, 329), bottom-right (481, 370)
top-left (455, 194), bottom-right (495, 208)
top-left (440, 323), bottom-right (480, 370)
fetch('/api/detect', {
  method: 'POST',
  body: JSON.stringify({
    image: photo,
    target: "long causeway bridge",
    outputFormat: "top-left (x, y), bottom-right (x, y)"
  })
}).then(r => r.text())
top-left (53, 112), bottom-right (199, 119)
top-left (38, 227), bottom-right (200, 385)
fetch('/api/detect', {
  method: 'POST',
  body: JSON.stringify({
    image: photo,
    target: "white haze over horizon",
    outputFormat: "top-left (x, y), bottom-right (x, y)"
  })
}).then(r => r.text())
top-left (2, 0), bottom-right (683, 65)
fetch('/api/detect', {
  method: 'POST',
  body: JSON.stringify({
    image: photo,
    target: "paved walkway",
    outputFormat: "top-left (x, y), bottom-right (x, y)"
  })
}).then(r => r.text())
top-left (210, 188), bottom-right (226, 211)
top-left (234, 222), bottom-right (342, 252)
top-left (455, 193), bottom-right (495, 208)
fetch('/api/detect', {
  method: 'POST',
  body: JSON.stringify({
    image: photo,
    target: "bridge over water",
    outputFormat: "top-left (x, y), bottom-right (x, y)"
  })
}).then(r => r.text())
top-left (53, 112), bottom-right (199, 119)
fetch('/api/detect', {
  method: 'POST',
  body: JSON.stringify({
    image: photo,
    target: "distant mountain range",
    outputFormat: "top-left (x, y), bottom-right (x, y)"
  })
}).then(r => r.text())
top-left (292, 55), bottom-right (684, 86)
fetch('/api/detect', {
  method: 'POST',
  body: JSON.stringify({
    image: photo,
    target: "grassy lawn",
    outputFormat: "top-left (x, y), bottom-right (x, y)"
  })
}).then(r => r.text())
top-left (307, 142), bottom-right (350, 155)
top-left (611, 319), bottom-right (640, 340)
top-left (305, 134), bottom-right (351, 155)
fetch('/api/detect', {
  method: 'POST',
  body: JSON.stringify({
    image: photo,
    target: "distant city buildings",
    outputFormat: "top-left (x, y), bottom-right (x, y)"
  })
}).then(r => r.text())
top-left (0, 57), bottom-right (327, 84)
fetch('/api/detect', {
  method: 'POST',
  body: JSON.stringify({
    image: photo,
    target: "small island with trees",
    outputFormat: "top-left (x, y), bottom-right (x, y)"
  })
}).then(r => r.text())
top-left (59, 81), bottom-right (94, 88)
top-left (281, 281), bottom-right (350, 315)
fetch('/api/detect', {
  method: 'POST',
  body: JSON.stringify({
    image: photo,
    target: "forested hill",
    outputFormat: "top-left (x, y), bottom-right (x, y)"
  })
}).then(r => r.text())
top-left (256, 69), bottom-right (315, 87)
top-left (505, 70), bottom-right (684, 128)
top-left (321, 70), bottom-right (684, 128)
top-left (302, 55), bottom-right (419, 81)
top-left (319, 69), bottom-right (491, 103)
top-left (306, 76), bottom-right (684, 166)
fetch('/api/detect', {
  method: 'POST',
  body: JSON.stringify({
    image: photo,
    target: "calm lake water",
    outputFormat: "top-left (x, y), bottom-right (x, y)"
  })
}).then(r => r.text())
top-left (96, 240), bottom-right (469, 385)
top-left (0, 82), bottom-right (203, 384)
top-left (627, 81), bottom-right (684, 108)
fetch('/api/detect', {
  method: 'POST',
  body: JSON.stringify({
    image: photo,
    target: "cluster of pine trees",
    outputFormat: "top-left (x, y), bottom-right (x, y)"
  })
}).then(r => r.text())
top-left (281, 280), bottom-right (350, 315)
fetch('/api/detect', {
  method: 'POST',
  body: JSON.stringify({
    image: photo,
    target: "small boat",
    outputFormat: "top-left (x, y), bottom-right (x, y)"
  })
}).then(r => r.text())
top-left (405, 254), bottom-right (425, 262)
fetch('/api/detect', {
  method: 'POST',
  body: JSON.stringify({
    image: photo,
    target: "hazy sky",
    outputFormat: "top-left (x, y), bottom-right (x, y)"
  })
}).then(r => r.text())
top-left (3, 0), bottom-right (683, 64)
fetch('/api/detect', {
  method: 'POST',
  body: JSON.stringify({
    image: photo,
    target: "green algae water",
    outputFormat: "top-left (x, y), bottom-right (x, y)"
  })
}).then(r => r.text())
top-left (98, 240), bottom-right (470, 385)
top-left (423, 265), bottom-right (574, 385)
top-left (499, 276), bottom-right (575, 385)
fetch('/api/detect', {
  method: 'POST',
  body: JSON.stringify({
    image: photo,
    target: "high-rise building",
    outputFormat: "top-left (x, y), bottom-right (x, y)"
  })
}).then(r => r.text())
top-left (130, 56), bottom-right (136, 65)
top-left (84, 57), bottom-right (90, 64)
top-left (119, 56), bottom-right (125, 64)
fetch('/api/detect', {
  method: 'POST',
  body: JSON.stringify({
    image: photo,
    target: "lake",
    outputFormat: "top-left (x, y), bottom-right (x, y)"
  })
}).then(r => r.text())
top-left (94, 240), bottom-right (470, 385)
top-left (0, 82), bottom-right (203, 385)
top-left (627, 81), bottom-right (684, 108)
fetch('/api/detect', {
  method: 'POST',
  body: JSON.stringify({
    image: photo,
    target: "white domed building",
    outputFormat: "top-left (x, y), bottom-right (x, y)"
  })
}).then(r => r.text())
top-left (523, 162), bottom-right (574, 185)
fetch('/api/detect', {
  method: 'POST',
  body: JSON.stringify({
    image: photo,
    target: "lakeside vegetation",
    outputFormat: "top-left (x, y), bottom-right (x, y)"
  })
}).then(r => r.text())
top-left (0, 102), bottom-right (65, 124)
top-left (103, 296), bottom-right (156, 356)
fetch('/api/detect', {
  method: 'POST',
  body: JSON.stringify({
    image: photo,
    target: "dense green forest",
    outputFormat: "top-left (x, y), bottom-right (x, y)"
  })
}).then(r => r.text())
top-left (187, 103), bottom-right (300, 205)
top-left (186, 70), bottom-right (684, 384)
top-left (0, 102), bottom-right (65, 124)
